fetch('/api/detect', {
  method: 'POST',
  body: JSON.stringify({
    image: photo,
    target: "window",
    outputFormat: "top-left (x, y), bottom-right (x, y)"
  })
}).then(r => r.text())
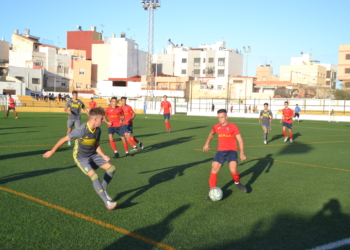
top-left (79, 68), bottom-right (85, 75)
top-left (86, 84), bottom-right (90, 89)
top-left (326, 71), bottom-right (331, 78)
top-left (194, 58), bottom-right (200, 66)
top-left (161, 85), bottom-right (168, 89)
top-left (181, 69), bottom-right (186, 74)
top-left (203, 58), bottom-right (206, 63)
top-left (61, 82), bottom-right (66, 87)
top-left (58, 65), bottom-right (63, 69)
top-left (207, 68), bottom-right (214, 75)
top-left (203, 69), bottom-right (206, 74)
top-left (76, 83), bottom-right (82, 88)
top-left (326, 81), bottom-right (330, 85)
top-left (333, 72), bottom-right (337, 79)
top-left (233, 80), bottom-right (243, 83)
top-left (32, 78), bottom-right (40, 84)
top-left (345, 82), bottom-right (350, 88)
top-left (209, 58), bottom-right (214, 63)
top-left (218, 58), bottom-right (225, 66)
top-left (35, 61), bottom-right (43, 66)
top-left (182, 58), bottom-right (187, 63)
top-left (112, 81), bottom-right (127, 87)
top-left (15, 76), bottom-right (24, 82)
top-left (345, 68), bottom-right (350, 74)
top-left (218, 69), bottom-right (225, 77)
top-left (346, 54), bottom-right (350, 60)
top-left (193, 69), bottom-right (200, 77)
top-left (176, 85), bottom-right (183, 89)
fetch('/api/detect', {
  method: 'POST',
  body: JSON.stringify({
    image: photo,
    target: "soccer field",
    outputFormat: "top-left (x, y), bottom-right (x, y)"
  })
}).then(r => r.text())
top-left (1, 112), bottom-right (350, 250)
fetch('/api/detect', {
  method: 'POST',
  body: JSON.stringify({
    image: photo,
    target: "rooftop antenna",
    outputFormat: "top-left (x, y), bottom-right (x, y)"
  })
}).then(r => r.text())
top-left (77, 25), bottom-right (82, 31)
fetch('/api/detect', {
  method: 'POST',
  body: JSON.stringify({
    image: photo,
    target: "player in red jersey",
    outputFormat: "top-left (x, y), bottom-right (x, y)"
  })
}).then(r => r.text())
top-left (159, 95), bottom-right (172, 132)
top-left (89, 97), bottom-right (97, 110)
top-left (120, 97), bottom-right (143, 151)
top-left (203, 109), bottom-right (247, 199)
top-left (280, 101), bottom-right (294, 143)
top-left (5, 94), bottom-right (18, 119)
top-left (104, 97), bottom-right (133, 158)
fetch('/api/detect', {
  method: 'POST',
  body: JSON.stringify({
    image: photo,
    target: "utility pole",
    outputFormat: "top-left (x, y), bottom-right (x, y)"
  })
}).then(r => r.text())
top-left (243, 46), bottom-right (251, 112)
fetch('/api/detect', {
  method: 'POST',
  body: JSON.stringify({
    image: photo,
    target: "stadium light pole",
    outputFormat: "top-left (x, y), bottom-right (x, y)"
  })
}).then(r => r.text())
top-left (243, 46), bottom-right (251, 111)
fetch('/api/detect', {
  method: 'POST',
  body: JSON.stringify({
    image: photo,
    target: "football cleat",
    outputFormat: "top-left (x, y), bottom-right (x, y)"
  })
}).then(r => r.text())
top-left (290, 139), bottom-right (293, 143)
top-left (130, 147), bottom-right (138, 151)
top-left (125, 153), bottom-right (133, 157)
top-left (235, 183), bottom-right (247, 193)
top-left (139, 142), bottom-right (144, 150)
top-left (264, 140), bottom-right (267, 145)
top-left (113, 152), bottom-right (120, 158)
top-left (68, 141), bottom-right (71, 146)
top-left (284, 137), bottom-right (289, 142)
top-left (105, 191), bottom-right (112, 201)
top-left (105, 201), bottom-right (118, 210)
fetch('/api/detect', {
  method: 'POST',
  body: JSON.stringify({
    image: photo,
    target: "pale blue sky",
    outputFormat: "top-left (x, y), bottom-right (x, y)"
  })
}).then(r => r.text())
top-left (2, 0), bottom-right (349, 88)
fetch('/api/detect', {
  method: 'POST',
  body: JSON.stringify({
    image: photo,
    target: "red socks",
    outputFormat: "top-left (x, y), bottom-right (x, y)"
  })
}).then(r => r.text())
top-left (283, 131), bottom-right (287, 137)
top-left (128, 139), bottom-right (136, 147)
top-left (123, 142), bottom-right (129, 153)
top-left (165, 122), bottom-right (171, 130)
top-left (209, 173), bottom-right (217, 189)
top-left (109, 140), bottom-right (117, 152)
top-left (133, 137), bottom-right (139, 144)
top-left (290, 133), bottom-right (293, 139)
top-left (231, 172), bottom-right (240, 183)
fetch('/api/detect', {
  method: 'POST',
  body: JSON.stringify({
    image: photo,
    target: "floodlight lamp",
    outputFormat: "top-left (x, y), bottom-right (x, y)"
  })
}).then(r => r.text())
top-left (243, 46), bottom-right (246, 52)
top-left (248, 46), bottom-right (251, 51)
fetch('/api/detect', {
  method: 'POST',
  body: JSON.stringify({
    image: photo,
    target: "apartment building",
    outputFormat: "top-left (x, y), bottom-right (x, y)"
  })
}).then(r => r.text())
top-left (338, 44), bottom-right (350, 90)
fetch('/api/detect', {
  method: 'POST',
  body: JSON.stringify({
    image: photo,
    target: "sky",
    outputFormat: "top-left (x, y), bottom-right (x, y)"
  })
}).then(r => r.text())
top-left (1, 0), bottom-right (349, 88)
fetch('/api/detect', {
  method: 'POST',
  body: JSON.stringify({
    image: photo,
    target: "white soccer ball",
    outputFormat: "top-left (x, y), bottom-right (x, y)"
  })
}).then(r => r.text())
top-left (209, 187), bottom-right (223, 201)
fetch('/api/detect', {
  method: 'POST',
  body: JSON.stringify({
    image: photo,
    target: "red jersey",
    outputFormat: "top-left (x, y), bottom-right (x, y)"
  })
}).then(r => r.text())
top-left (282, 108), bottom-right (294, 124)
top-left (161, 101), bottom-right (172, 114)
top-left (212, 122), bottom-right (240, 151)
top-left (121, 104), bottom-right (134, 125)
top-left (89, 101), bottom-right (97, 109)
top-left (105, 106), bottom-right (124, 127)
top-left (9, 98), bottom-right (15, 108)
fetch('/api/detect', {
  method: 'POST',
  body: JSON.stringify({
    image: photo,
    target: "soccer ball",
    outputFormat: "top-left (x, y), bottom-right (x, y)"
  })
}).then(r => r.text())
top-left (209, 187), bottom-right (223, 201)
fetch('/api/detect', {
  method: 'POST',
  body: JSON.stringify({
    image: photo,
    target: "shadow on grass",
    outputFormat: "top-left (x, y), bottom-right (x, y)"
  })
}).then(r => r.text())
top-left (0, 165), bottom-right (76, 185)
top-left (0, 131), bottom-right (39, 136)
top-left (115, 158), bottom-right (211, 208)
top-left (0, 147), bottom-right (71, 161)
top-left (268, 134), bottom-right (284, 143)
top-left (104, 205), bottom-right (190, 250)
top-left (277, 140), bottom-right (313, 155)
top-left (199, 199), bottom-right (350, 250)
top-left (222, 154), bottom-right (274, 194)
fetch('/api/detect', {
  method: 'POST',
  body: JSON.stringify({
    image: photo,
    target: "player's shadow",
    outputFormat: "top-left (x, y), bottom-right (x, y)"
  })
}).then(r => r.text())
top-left (292, 132), bottom-right (302, 139)
top-left (0, 147), bottom-right (71, 161)
top-left (104, 205), bottom-right (190, 250)
top-left (130, 125), bottom-right (209, 139)
top-left (268, 134), bottom-right (284, 143)
top-left (222, 154), bottom-right (274, 194)
top-left (199, 199), bottom-right (350, 250)
top-left (115, 158), bottom-right (211, 208)
top-left (0, 126), bottom-right (44, 130)
top-left (0, 165), bottom-right (76, 185)
top-left (277, 140), bottom-right (313, 155)
top-left (0, 131), bottom-right (39, 136)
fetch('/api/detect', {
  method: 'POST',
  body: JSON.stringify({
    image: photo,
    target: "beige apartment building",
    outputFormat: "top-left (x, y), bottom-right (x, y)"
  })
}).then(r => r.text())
top-left (338, 44), bottom-right (350, 89)
top-left (72, 59), bottom-right (92, 91)
top-left (256, 65), bottom-right (280, 81)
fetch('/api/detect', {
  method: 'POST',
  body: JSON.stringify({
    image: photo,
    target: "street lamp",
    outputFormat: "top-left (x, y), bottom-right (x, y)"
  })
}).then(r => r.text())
top-left (243, 46), bottom-right (251, 111)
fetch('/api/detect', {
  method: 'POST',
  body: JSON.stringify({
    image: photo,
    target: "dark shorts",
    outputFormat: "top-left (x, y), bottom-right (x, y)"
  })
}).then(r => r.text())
top-left (108, 126), bottom-right (125, 137)
top-left (262, 124), bottom-right (271, 131)
top-left (8, 107), bottom-right (15, 111)
top-left (68, 119), bottom-right (81, 129)
top-left (163, 113), bottom-right (170, 120)
top-left (74, 153), bottom-right (109, 175)
top-left (282, 122), bottom-right (293, 129)
top-left (123, 124), bottom-right (133, 134)
top-left (213, 150), bottom-right (238, 165)
top-left (294, 113), bottom-right (300, 118)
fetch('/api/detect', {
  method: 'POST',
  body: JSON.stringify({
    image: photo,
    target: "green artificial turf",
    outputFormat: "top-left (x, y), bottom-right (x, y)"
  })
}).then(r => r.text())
top-left (1, 112), bottom-right (350, 250)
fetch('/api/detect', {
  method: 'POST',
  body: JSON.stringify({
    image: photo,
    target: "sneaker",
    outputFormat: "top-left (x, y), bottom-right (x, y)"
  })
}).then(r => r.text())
top-left (284, 137), bottom-right (289, 142)
top-left (105, 200), bottom-right (118, 210)
top-left (125, 153), bottom-right (133, 157)
top-left (290, 139), bottom-right (293, 143)
top-left (139, 142), bottom-right (144, 150)
top-left (68, 141), bottom-right (71, 146)
top-left (130, 147), bottom-right (138, 152)
top-left (235, 183), bottom-right (247, 193)
top-left (264, 140), bottom-right (267, 145)
top-left (168, 129), bottom-right (171, 133)
top-left (113, 152), bottom-right (120, 158)
top-left (15, 117), bottom-right (18, 119)
top-left (105, 191), bottom-right (112, 201)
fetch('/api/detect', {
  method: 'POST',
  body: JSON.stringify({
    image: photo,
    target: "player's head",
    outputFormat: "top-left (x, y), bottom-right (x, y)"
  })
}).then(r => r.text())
top-left (72, 90), bottom-right (78, 99)
top-left (264, 103), bottom-right (268, 109)
top-left (296, 104), bottom-right (298, 106)
top-left (8, 94), bottom-right (11, 98)
top-left (91, 97), bottom-right (94, 100)
top-left (284, 101), bottom-right (289, 108)
top-left (110, 97), bottom-right (117, 107)
top-left (217, 109), bottom-right (228, 125)
top-left (89, 107), bottom-right (105, 127)
top-left (163, 95), bottom-right (167, 100)
top-left (121, 96), bottom-right (127, 105)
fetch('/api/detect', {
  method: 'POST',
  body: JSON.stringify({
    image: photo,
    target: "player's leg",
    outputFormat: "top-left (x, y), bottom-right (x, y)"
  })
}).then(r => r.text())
top-left (132, 136), bottom-right (143, 149)
top-left (164, 114), bottom-right (171, 132)
top-left (282, 124), bottom-right (288, 142)
top-left (108, 130), bottom-right (119, 158)
top-left (227, 151), bottom-right (247, 193)
top-left (124, 126), bottom-right (138, 151)
top-left (13, 109), bottom-right (18, 119)
top-left (206, 152), bottom-right (224, 200)
top-left (120, 136), bottom-right (132, 157)
top-left (67, 120), bottom-right (74, 145)
top-left (288, 126), bottom-right (293, 143)
top-left (74, 119), bottom-right (81, 128)
top-left (5, 108), bottom-right (10, 117)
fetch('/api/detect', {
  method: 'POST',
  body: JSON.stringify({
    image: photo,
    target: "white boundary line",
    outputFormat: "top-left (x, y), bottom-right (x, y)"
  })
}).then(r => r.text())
top-left (308, 237), bottom-right (350, 250)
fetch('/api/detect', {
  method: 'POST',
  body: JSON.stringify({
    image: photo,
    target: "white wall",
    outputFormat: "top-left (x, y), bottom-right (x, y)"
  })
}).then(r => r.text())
top-left (0, 40), bottom-right (10, 61)
top-left (8, 66), bottom-right (43, 91)
top-left (0, 81), bottom-right (25, 95)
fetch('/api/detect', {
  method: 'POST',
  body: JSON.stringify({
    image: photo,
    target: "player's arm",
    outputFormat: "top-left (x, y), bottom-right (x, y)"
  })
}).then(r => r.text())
top-left (64, 100), bottom-right (72, 114)
top-left (236, 134), bottom-right (246, 161)
top-left (43, 135), bottom-right (70, 158)
top-left (280, 112), bottom-right (284, 123)
top-left (95, 142), bottom-right (110, 162)
top-left (103, 115), bottom-right (112, 126)
top-left (82, 103), bottom-right (89, 115)
top-left (203, 130), bottom-right (215, 151)
top-left (258, 111), bottom-right (262, 123)
top-left (270, 111), bottom-right (273, 123)
top-left (169, 106), bottom-right (172, 116)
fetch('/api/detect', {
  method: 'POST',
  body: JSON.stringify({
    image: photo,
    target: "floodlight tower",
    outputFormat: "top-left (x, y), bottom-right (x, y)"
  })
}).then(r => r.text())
top-left (142, 0), bottom-right (161, 101)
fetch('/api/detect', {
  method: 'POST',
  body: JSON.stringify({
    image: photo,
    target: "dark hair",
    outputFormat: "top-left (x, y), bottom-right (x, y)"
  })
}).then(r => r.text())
top-left (164, 95), bottom-right (167, 98)
top-left (296, 104), bottom-right (298, 105)
top-left (72, 91), bottom-right (78, 95)
top-left (284, 101), bottom-right (288, 104)
top-left (121, 97), bottom-right (127, 100)
top-left (217, 109), bottom-right (227, 114)
top-left (91, 97), bottom-right (93, 100)
top-left (111, 97), bottom-right (117, 101)
top-left (264, 103), bottom-right (268, 106)
top-left (89, 107), bottom-right (105, 117)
